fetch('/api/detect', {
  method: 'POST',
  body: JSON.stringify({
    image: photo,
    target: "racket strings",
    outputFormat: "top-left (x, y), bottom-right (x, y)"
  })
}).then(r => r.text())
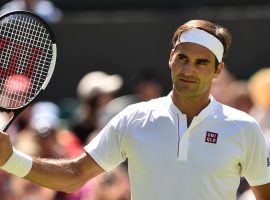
top-left (0, 14), bottom-right (53, 109)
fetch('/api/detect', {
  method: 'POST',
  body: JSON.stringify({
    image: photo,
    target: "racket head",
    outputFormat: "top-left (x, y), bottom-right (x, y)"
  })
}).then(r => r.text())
top-left (0, 11), bottom-right (57, 112)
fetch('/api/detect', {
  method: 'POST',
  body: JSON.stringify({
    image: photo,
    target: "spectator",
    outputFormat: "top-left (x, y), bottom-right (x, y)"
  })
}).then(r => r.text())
top-left (0, 0), bottom-right (63, 23)
top-left (228, 80), bottom-right (253, 113)
top-left (72, 71), bottom-right (123, 143)
top-left (89, 166), bottom-right (130, 200)
top-left (132, 69), bottom-right (164, 101)
top-left (210, 66), bottom-right (235, 106)
top-left (97, 69), bottom-right (164, 130)
top-left (15, 101), bottom-right (84, 200)
top-left (0, 170), bottom-right (15, 200)
top-left (248, 67), bottom-right (270, 131)
top-left (248, 68), bottom-right (270, 150)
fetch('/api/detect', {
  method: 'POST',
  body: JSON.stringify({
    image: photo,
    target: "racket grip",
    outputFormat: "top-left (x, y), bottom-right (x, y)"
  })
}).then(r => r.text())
top-left (3, 114), bottom-right (15, 132)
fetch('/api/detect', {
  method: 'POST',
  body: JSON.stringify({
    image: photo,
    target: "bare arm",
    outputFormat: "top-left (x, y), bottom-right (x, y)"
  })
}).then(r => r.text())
top-left (26, 153), bottom-right (104, 193)
top-left (0, 132), bottom-right (104, 193)
top-left (251, 183), bottom-right (270, 200)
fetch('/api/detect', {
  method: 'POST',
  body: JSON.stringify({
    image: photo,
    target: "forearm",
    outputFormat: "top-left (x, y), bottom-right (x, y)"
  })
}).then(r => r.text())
top-left (0, 132), bottom-right (104, 192)
top-left (1, 149), bottom-right (104, 193)
top-left (25, 157), bottom-right (84, 193)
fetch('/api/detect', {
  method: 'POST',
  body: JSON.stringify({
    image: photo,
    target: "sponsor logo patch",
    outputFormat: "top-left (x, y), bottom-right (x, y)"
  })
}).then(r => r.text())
top-left (205, 131), bottom-right (218, 144)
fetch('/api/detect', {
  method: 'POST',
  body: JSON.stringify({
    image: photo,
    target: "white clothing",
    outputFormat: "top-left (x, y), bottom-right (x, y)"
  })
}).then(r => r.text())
top-left (238, 189), bottom-right (256, 200)
top-left (85, 94), bottom-right (270, 200)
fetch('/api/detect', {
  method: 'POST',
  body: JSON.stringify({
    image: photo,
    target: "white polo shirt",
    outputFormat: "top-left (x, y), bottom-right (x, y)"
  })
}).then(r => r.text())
top-left (85, 93), bottom-right (270, 200)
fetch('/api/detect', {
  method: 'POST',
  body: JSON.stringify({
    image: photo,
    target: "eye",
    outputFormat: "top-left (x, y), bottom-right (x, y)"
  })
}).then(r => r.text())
top-left (178, 54), bottom-right (188, 63)
top-left (196, 60), bottom-right (208, 66)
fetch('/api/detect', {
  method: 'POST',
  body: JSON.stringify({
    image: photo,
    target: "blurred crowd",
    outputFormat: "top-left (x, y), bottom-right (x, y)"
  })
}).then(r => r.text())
top-left (0, 64), bottom-right (269, 199)
top-left (0, 0), bottom-right (62, 23)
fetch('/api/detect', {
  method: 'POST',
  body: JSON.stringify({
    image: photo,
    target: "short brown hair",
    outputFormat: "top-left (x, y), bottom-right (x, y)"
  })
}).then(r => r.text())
top-left (172, 20), bottom-right (232, 61)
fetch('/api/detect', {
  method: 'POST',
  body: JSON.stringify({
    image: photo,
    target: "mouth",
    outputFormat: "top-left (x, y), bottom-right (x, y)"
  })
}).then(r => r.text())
top-left (179, 78), bottom-right (196, 84)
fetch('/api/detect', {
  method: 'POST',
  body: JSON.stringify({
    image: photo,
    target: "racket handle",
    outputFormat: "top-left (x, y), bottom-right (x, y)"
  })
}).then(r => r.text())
top-left (2, 109), bottom-right (24, 132)
top-left (3, 114), bottom-right (15, 132)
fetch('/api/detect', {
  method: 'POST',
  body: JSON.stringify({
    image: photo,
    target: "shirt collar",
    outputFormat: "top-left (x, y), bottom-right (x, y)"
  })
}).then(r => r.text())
top-left (167, 91), bottom-right (217, 122)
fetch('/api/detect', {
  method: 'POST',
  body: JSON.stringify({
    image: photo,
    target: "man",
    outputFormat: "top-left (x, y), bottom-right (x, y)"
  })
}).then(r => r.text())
top-left (0, 19), bottom-right (270, 199)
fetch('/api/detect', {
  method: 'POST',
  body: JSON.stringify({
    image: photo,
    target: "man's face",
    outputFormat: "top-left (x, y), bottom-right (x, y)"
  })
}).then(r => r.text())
top-left (169, 42), bottom-right (223, 98)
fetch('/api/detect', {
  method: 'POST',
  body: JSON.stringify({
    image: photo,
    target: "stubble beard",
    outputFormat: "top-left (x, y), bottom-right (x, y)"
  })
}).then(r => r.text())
top-left (173, 78), bottom-right (200, 98)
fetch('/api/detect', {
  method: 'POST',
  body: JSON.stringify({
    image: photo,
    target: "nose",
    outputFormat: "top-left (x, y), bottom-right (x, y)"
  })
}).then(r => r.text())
top-left (181, 62), bottom-right (194, 76)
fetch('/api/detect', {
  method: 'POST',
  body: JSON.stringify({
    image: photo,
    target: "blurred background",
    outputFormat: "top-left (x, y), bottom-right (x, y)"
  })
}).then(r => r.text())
top-left (0, 0), bottom-right (270, 199)
top-left (1, 0), bottom-right (270, 101)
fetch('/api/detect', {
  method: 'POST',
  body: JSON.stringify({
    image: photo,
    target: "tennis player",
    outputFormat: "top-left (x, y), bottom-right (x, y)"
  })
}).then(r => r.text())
top-left (1, 19), bottom-right (270, 199)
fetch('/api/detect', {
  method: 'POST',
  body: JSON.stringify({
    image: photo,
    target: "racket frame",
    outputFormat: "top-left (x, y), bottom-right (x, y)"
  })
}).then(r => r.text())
top-left (0, 11), bottom-right (57, 131)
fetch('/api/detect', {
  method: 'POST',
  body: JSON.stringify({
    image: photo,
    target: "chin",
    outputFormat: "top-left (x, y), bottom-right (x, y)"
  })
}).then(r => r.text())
top-left (174, 87), bottom-right (198, 98)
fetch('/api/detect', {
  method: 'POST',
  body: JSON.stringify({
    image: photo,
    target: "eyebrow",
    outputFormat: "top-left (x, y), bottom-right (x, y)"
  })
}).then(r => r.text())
top-left (178, 53), bottom-right (211, 64)
top-left (196, 58), bottom-right (210, 64)
top-left (178, 53), bottom-right (188, 59)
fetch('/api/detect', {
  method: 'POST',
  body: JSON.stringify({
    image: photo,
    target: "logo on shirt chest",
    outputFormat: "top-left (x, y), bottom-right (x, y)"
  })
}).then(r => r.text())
top-left (205, 131), bottom-right (218, 144)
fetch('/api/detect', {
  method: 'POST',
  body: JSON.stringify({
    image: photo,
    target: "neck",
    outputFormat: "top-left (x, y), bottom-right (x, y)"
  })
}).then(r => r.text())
top-left (172, 88), bottom-right (211, 125)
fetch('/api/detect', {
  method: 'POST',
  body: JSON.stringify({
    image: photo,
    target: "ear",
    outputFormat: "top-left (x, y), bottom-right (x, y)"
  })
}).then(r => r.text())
top-left (168, 49), bottom-right (174, 69)
top-left (214, 62), bottom-right (224, 79)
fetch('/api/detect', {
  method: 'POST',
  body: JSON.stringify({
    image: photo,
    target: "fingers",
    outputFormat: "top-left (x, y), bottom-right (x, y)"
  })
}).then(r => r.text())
top-left (0, 131), bottom-right (13, 166)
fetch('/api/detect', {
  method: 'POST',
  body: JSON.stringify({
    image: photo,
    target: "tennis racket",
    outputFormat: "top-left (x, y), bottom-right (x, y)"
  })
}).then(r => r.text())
top-left (0, 11), bottom-right (57, 132)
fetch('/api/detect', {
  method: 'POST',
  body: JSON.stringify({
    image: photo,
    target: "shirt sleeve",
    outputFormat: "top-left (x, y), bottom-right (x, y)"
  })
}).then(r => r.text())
top-left (241, 120), bottom-right (270, 186)
top-left (84, 109), bottom-right (128, 172)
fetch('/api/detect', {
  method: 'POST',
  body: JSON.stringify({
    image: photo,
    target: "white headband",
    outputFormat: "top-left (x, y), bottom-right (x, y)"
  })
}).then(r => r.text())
top-left (175, 28), bottom-right (224, 62)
